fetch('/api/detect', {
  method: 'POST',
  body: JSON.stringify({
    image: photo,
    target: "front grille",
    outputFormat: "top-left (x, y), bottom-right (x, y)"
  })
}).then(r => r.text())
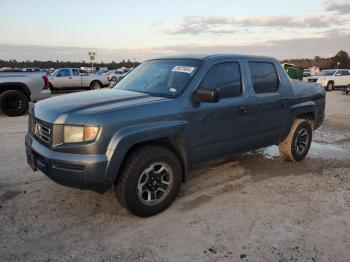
top-left (30, 117), bottom-right (52, 145)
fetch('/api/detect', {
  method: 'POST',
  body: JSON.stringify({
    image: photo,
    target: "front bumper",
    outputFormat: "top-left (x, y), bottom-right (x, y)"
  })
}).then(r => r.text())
top-left (25, 133), bottom-right (110, 193)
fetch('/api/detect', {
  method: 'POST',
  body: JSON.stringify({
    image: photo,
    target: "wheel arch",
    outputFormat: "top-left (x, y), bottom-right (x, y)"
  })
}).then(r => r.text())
top-left (105, 121), bottom-right (189, 187)
top-left (90, 79), bottom-right (102, 86)
top-left (0, 82), bottom-right (31, 99)
top-left (281, 101), bottom-right (316, 140)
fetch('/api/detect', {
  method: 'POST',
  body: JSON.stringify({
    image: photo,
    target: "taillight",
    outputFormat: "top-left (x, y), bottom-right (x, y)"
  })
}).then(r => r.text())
top-left (42, 75), bottom-right (49, 90)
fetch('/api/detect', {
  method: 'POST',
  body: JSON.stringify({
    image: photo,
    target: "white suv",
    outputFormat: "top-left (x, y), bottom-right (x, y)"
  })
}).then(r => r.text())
top-left (307, 69), bottom-right (350, 91)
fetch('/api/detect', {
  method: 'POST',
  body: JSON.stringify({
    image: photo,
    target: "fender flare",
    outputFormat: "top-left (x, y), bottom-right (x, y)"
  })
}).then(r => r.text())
top-left (90, 79), bottom-right (103, 86)
top-left (281, 101), bottom-right (316, 139)
top-left (0, 82), bottom-right (31, 99)
top-left (104, 120), bottom-right (188, 185)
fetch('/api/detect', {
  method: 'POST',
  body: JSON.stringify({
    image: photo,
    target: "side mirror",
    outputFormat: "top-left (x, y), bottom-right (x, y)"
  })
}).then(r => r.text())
top-left (194, 89), bottom-right (219, 103)
top-left (56, 73), bottom-right (61, 77)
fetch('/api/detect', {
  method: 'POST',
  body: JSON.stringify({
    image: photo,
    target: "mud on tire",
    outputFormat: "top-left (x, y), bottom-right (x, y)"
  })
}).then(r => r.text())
top-left (279, 119), bottom-right (313, 162)
top-left (115, 145), bottom-right (182, 217)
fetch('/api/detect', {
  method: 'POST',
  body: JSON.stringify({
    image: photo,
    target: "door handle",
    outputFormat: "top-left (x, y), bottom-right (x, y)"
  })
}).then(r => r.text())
top-left (69, 77), bottom-right (72, 79)
top-left (238, 106), bottom-right (248, 116)
top-left (281, 99), bottom-right (289, 108)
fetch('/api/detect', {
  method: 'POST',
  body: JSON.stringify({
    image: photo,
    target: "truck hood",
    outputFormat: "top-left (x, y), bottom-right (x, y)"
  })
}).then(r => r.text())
top-left (32, 89), bottom-right (167, 124)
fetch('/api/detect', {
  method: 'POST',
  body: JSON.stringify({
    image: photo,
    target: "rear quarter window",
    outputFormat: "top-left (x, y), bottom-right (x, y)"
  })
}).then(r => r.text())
top-left (249, 62), bottom-right (279, 94)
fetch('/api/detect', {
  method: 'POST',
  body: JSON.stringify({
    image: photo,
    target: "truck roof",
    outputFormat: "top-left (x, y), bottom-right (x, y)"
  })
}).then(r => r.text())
top-left (151, 54), bottom-right (278, 61)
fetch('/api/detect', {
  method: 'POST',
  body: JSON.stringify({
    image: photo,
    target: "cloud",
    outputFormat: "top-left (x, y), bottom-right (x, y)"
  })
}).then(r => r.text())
top-left (168, 14), bottom-right (349, 35)
top-left (326, 1), bottom-right (350, 14)
top-left (0, 44), bottom-right (166, 63)
top-left (157, 32), bottom-right (350, 59)
top-left (1, 32), bottom-right (349, 61)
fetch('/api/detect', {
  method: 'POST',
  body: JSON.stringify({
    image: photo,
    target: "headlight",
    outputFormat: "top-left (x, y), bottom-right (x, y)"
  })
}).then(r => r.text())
top-left (63, 125), bottom-right (99, 143)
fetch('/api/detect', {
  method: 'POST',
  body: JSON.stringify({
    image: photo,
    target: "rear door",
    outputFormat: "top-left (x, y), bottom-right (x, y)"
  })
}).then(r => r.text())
top-left (71, 69), bottom-right (82, 88)
top-left (335, 70), bottom-right (350, 86)
top-left (189, 60), bottom-right (262, 162)
top-left (245, 60), bottom-right (291, 146)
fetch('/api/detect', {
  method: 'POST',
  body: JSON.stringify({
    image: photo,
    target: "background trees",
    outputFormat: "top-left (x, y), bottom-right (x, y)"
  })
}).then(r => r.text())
top-left (283, 50), bottom-right (350, 70)
top-left (331, 51), bottom-right (350, 69)
top-left (0, 59), bottom-right (139, 70)
top-left (0, 50), bottom-right (349, 70)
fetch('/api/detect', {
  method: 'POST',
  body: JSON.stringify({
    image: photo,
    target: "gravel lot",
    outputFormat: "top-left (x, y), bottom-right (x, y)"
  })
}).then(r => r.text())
top-left (1, 91), bottom-right (350, 262)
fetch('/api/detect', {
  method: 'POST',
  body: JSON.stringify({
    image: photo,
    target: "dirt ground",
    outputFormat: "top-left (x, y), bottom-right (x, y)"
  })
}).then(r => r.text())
top-left (1, 91), bottom-right (350, 262)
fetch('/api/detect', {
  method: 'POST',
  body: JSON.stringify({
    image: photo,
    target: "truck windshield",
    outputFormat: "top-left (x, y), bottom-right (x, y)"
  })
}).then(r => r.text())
top-left (114, 59), bottom-right (201, 98)
top-left (317, 70), bottom-right (336, 76)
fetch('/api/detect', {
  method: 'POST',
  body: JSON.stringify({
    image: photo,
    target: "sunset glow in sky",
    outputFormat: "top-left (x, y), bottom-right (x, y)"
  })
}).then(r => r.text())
top-left (0, 0), bottom-right (349, 61)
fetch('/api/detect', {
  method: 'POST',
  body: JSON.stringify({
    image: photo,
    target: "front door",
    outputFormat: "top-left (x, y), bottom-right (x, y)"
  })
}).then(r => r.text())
top-left (71, 69), bottom-right (82, 88)
top-left (245, 60), bottom-right (291, 146)
top-left (53, 68), bottom-right (73, 89)
top-left (188, 60), bottom-right (261, 163)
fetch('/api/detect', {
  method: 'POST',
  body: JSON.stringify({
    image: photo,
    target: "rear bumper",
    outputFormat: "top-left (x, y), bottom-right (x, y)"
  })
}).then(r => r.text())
top-left (31, 90), bottom-right (51, 102)
top-left (25, 133), bottom-right (111, 193)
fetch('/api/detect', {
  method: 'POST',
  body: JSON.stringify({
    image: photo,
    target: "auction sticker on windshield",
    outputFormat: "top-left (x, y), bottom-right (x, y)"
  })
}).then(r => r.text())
top-left (172, 66), bottom-right (196, 74)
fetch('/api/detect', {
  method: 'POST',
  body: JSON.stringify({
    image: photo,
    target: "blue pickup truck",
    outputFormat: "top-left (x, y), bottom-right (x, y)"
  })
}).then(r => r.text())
top-left (25, 54), bottom-right (325, 217)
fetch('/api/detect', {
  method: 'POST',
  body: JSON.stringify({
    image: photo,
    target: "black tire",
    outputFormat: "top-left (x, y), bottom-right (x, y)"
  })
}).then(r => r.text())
top-left (345, 85), bottom-right (350, 95)
top-left (115, 145), bottom-right (182, 217)
top-left (326, 82), bottom-right (334, 91)
top-left (0, 90), bottom-right (29, 117)
top-left (49, 84), bottom-right (56, 92)
top-left (279, 119), bottom-right (313, 162)
top-left (90, 81), bottom-right (102, 90)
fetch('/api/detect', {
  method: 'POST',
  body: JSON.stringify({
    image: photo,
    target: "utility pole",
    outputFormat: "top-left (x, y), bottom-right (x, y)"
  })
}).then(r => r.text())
top-left (88, 52), bottom-right (96, 72)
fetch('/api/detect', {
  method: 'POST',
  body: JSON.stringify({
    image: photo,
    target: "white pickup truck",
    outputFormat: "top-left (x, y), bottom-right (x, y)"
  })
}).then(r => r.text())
top-left (48, 68), bottom-right (110, 90)
top-left (0, 72), bottom-right (51, 116)
top-left (307, 69), bottom-right (350, 91)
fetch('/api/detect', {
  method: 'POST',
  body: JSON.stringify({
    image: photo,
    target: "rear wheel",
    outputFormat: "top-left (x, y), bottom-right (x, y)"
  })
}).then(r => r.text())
top-left (0, 90), bottom-right (29, 117)
top-left (279, 119), bottom-right (313, 162)
top-left (49, 84), bottom-right (56, 92)
top-left (344, 85), bottom-right (350, 95)
top-left (326, 82), bottom-right (334, 91)
top-left (90, 81), bottom-right (102, 90)
top-left (115, 145), bottom-right (182, 217)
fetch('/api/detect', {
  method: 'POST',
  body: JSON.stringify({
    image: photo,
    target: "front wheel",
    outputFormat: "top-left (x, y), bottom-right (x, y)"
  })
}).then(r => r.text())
top-left (90, 81), bottom-right (102, 90)
top-left (0, 90), bottom-right (29, 117)
top-left (279, 119), bottom-right (313, 162)
top-left (115, 145), bottom-right (182, 217)
top-left (326, 82), bottom-right (334, 91)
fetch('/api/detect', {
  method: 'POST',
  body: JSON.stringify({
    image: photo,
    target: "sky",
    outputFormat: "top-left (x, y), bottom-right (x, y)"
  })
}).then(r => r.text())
top-left (0, 0), bottom-right (349, 62)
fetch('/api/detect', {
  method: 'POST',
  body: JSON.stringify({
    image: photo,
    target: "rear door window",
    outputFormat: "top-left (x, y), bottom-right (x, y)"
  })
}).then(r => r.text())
top-left (337, 70), bottom-right (350, 76)
top-left (248, 62), bottom-right (279, 94)
top-left (72, 69), bottom-right (79, 76)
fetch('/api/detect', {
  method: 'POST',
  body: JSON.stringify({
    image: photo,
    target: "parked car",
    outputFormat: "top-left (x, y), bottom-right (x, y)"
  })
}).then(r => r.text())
top-left (303, 69), bottom-right (311, 77)
top-left (104, 69), bottom-right (128, 82)
top-left (25, 54), bottom-right (325, 217)
top-left (48, 68), bottom-right (110, 90)
top-left (0, 71), bottom-right (50, 116)
top-left (307, 69), bottom-right (350, 91)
